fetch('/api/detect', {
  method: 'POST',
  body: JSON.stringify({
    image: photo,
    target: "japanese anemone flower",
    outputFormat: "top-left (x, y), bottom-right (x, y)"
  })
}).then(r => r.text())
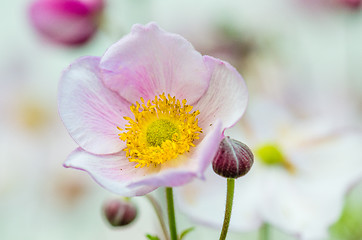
top-left (58, 23), bottom-right (248, 196)
top-left (176, 98), bottom-right (362, 240)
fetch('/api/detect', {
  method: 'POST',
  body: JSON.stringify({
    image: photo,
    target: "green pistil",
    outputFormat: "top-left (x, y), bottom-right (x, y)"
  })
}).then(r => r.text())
top-left (146, 119), bottom-right (179, 146)
top-left (256, 144), bottom-right (284, 165)
top-left (256, 143), bottom-right (295, 173)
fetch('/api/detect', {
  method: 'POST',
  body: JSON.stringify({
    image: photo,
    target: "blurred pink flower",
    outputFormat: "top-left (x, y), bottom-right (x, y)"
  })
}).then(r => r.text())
top-left (58, 23), bottom-right (248, 196)
top-left (29, 0), bottom-right (105, 46)
top-left (341, 0), bottom-right (361, 9)
top-left (299, 0), bottom-right (360, 10)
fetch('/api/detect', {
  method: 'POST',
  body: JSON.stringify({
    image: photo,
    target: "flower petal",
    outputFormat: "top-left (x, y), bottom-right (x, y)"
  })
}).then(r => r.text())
top-left (99, 22), bottom-right (210, 104)
top-left (64, 148), bottom-right (158, 196)
top-left (64, 120), bottom-right (223, 196)
top-left (258, 168), bottom-right (343, 240)
top-left (58, 56), bottom-right (131, 154)
top-left (195, 56), bottom-right (248, 130)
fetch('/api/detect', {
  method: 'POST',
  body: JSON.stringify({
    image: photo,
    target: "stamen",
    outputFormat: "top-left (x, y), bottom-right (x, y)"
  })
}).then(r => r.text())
top-left (118, 93), bottom-right (202, 168)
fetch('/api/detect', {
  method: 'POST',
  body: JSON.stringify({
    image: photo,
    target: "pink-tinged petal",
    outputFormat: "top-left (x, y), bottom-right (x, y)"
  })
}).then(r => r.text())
top-left (64, 121), bottom-right (223, 196)
top-left (128, 120), bottom-right (223, 188)
top-left (58, 56), bottom-right (132, 155)
top-left (195, 56), bottom-right (248, 131)
top-left (99, 22), bottom-right (210, 104)
top-left (64, 148), bottom-right (158, 196)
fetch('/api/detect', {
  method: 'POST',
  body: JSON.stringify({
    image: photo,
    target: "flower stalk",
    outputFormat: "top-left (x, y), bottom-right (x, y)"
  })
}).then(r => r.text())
top-left (145, 194), bottom-right (170, 240)
top-left (166, 187), bottom-right (178, 240)
top-left (259, 223), bottom-right (270, 240)
top-left (219, 178), bottom-right (235, 240)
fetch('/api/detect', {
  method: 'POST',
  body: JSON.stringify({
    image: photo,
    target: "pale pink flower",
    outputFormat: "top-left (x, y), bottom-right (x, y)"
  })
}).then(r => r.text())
top-left (58, 23), bottom-right (248, 196)
top-left (29, 0), bottom-right (105, 46)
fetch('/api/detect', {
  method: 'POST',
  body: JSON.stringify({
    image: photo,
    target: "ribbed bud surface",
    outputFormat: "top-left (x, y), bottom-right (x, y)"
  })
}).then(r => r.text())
top-left (103, 199), bottom-right (137, 227)
top-left (212, 136), bottom-right (254, 179)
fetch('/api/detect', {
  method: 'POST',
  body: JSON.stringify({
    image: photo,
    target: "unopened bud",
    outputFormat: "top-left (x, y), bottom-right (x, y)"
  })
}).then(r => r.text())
top-left (212, 136), bottom-right (254, 179)
top-left (103, 199), bottom-right (137, 227)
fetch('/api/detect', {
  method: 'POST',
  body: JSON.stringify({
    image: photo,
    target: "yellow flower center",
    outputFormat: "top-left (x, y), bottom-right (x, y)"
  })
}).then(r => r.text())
top-left (146, 119), bottom-right (180, 147)
top-left (255, 143), bottom-right (296, 173)
top-left (118, 93), bottom-right (202, 168)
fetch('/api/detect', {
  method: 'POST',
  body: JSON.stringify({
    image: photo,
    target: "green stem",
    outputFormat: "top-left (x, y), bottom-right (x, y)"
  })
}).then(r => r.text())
top-left (259, 223), bottom-right (270, 240)
top-left (166, 187), bottom-right (178, 240)
top-left (219, 178), bottom-right (235, 240)
top-left (145, 195), bottom-right (170, 240)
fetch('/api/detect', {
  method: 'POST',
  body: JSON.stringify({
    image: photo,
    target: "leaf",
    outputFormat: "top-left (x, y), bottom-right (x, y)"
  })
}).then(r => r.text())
top-left (145, 234), bottom-right (160, 240)
top-left (179, 227), bottom-right (195, 240)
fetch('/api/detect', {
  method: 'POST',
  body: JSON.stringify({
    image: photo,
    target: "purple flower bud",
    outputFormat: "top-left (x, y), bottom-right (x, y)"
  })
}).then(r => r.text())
top-left (103, 199), bottom-right (137, 227)
top-left (212, 136), bottom-right (254, 179)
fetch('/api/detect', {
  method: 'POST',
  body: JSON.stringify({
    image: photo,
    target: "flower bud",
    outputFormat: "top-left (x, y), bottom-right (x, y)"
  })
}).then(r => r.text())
top-left (212, 136), bottom-right (254, 179)
top-left (103, 199), bottom-right (137, 227)
top-left (29, 0), bottom-right (105, 46)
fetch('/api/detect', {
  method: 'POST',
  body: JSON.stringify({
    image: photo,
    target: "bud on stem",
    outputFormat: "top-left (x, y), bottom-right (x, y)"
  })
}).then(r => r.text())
top-left (103, 199), bottom-right (137, 227)
top-left (212, 136), bottom-right (254, 179)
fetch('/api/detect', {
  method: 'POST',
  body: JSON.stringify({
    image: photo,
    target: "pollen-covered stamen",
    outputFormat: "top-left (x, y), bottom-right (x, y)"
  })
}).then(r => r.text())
top-left (118, 93), bottom-right (202, 168)
top-left (146, 119), bottom-right (180, 146)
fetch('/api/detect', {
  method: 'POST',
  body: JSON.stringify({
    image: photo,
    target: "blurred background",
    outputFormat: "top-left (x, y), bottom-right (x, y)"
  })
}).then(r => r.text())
top-left (0, 0), bottom-right (361, 239)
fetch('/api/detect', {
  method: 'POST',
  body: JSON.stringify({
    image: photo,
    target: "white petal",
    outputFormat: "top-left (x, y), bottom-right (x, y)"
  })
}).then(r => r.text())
top-left (195, 56), bottom-right (248, 131)
top-left (64, 148), bottom-right (157, 196)
top-left (100, 22), bottom-right (210, 105)
top-left (58, 56), bottom-right (131, 154)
